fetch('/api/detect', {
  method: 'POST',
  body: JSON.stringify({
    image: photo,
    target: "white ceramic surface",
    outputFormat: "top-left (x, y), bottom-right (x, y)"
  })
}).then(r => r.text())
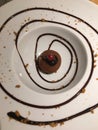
top-left (0, 0), bottom-right (98, 130)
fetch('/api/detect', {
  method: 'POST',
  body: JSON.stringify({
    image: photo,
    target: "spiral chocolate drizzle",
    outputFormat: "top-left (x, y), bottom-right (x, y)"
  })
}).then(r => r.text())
top-left (0, 7), bottom-right (97, 126)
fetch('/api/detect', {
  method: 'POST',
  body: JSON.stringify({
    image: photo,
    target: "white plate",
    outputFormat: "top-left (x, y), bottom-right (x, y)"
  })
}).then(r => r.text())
top-left (0, 0), bottom-right (98, 130)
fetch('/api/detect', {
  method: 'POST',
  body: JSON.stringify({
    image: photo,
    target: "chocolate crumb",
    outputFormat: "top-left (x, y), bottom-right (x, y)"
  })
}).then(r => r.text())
top-left (42, 113), bottom-right (44, 115)
top-left (49, 122), bottom-right (58, 127)
top-left (75, 23), bottom-right (78, 25)
top-left (94, 65), bottom-right (97, 68)
top-left (3, 46), bottom-right (6, 48)
top-left (9, 32), bottom-right (11, 35)
top-left (41, 18), bottom-right (46, 22)
top-left (60, 121), bottom-right (64, 126)
top-left (94, 53), bottom-right (98, 57)
top-left (51, 80), bottom-right (56, 83)
top-left (24, 19), bottom-right (27, 22)
top-left (25, 64), bottom-right (29, 68)
top-left (90, 109), bottom-right (94, 114)
top-left (15, 85), bottom-right (21, 88)
top-left (81, 88), bottom-right (86, 93)
top-left (8, 69), bottom-right (12, 72)
top-left (25, 30), bottom-right (28, 32)
top-left (28, 17), bottom-right (30, 21)
top-left (74, 61), bottom-right (76, 63)
top-left (60, 86), bottom-right (65, 89)
top-left (38, 123), bottom-right (45, 126)
top-left (5, 96), bottom-right (8, 99)
top-left (13, 31), bottom-right (17, 36)
top-left (21, 118), bottom-right (28, 123)
top-left (77, 19), bottom-right (82, 23)
top-left (15, 111), bottom-right (20, 117)
top-left (55, 106), bottom-right (60, 109)
top-left (96, 78), bottom-right (98, 80)
top-left (68, 21), bottom-right (70, 24)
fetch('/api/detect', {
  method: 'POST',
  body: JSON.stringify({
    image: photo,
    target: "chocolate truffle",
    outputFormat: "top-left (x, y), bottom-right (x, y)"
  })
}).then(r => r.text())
top-left (37, 50), bottom-right (61, 74)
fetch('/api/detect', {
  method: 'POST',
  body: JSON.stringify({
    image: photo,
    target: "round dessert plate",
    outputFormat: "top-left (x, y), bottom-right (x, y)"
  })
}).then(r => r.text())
top-left (0, 0), bottom-right (98, 130)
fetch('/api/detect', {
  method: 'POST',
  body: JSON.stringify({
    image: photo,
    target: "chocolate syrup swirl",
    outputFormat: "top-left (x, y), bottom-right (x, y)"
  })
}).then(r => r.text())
top-left (0, 7), bottom-right (97, 126)
top-left (0, 7), bottom-right (94, 106)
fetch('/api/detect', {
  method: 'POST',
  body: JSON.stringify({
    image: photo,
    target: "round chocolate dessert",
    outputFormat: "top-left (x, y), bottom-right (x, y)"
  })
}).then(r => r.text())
top-left (37, 50), bottom-right (61, 74)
